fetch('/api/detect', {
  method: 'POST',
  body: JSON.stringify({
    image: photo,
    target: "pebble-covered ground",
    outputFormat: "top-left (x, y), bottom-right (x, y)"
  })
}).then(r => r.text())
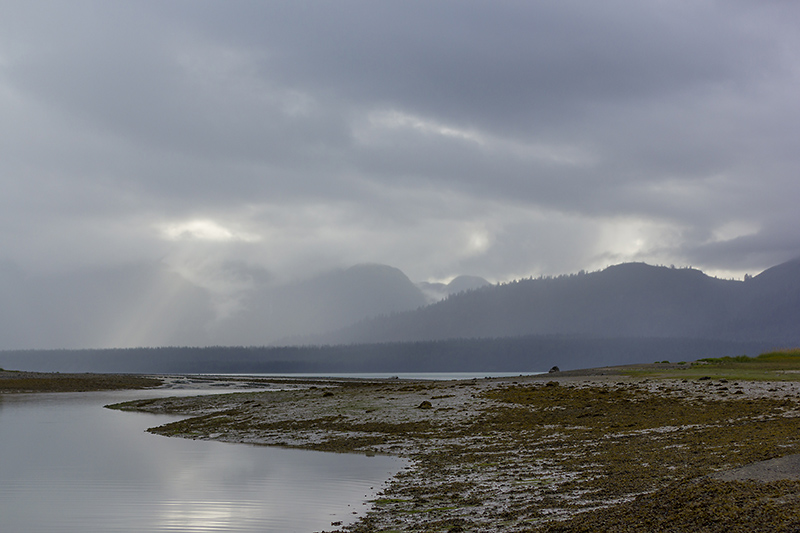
top-left (109, 368), bottom-right (800, 532)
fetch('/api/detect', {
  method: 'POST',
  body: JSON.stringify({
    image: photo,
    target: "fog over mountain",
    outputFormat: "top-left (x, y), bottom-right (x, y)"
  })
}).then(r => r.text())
top-left (210, 264), bottom-right (428, 346)
top-left (417, 275), bottom-right (491, 304)
top-left (0, 262), bottom-right (428, 349)
top-left (0, 257), bottom-right (797, 352)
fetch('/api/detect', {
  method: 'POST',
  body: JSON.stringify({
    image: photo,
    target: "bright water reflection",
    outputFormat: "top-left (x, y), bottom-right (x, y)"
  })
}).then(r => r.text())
top-left (226, 371), bottom-right (540, 380)
top-left (0, 388), bottom-right (405, 533)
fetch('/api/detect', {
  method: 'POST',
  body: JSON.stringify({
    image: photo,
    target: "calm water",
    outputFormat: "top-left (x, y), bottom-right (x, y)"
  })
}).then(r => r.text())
top-left (0, 387), bottom-right (405, 533)
top-left (220, 371), bottom-right (540, 380)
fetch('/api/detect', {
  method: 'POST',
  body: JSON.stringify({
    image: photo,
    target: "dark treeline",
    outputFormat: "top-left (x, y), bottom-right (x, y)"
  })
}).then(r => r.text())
top-left (0, 336), bottom-right (781, 374)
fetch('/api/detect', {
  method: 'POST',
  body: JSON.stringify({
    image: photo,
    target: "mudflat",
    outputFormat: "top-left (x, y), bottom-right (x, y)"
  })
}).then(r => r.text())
top-left (109, 363), bottom-right (800, 532)
top-left (0, 370), bottom-right (162, 392)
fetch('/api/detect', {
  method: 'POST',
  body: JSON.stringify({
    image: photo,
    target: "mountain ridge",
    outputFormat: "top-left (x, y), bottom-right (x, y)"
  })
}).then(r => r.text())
top-left (0, 257), bottom-right (797, 350)
top-left (314, 258), bottom-right (800, 345)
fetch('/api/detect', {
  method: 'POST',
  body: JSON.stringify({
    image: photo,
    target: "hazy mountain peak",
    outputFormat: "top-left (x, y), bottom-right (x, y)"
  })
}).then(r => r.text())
top-left (211, 262), bottom-right (428, 345)
top-left (447, 275), bottom-right (491, 293)
top-left (342, 263), bottom-right (414, 281)
top-left (417, 274), bottom-right (491, 303)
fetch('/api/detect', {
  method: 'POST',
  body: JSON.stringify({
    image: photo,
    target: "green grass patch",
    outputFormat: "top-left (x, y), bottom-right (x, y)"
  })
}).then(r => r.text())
top-left (399, 506), bottom-right (459, 514)
top-left (623, 348), bottom-right (800, 381)
top-left (373, 498), bottom-right (411, 505)
top-left (699, 348), bottom-right (800, 366)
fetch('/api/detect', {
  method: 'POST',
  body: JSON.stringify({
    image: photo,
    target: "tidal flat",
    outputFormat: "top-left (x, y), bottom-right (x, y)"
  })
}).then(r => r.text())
top-left (107, 359), bottom-right (800, 533)
top-left (0, 369), bottom-right (162, 392)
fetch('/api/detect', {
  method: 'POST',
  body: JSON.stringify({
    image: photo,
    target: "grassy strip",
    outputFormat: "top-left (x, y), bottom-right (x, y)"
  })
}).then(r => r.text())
top-left (622, 348), bottom-right (800, 381)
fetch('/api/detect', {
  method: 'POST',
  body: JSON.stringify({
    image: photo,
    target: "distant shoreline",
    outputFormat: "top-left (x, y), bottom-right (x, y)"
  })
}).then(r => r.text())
top-left (0, 337), bottom-right (779, 375)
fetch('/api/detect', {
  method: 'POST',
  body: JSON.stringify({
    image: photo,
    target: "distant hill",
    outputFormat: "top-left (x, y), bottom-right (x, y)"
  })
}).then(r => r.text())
top-left (212, 263), bottom-right (428, 345)
top-left (0, 261), bottom-right (429, 349)
top-left (1, 258), bottom-right (797, 354)
top-left (316, 259), bottom-right (800, 345)
top-left (2, 258), bottom-right (797, 372)
top-left (731, 257), bottom-right (800, 341)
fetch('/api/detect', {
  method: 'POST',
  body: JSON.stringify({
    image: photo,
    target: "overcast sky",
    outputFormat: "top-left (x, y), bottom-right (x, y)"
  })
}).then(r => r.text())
top-left (2, 0), bottom-right (799, 290)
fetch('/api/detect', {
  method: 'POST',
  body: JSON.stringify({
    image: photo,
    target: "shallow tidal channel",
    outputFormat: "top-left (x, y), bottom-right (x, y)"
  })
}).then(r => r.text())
top-left (0, 385), bottom-right (405, 532)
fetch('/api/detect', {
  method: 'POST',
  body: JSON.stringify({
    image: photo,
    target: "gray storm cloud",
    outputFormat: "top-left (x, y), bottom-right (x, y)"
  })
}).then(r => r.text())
top-left (0, 0), bottom-right (798, 292)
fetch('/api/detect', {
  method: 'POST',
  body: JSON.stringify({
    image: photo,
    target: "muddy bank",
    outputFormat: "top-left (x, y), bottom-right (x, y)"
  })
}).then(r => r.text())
top-left (110, 370), bottom-right (800, 532)
top-left (0, 370), bottom-right (162, 392)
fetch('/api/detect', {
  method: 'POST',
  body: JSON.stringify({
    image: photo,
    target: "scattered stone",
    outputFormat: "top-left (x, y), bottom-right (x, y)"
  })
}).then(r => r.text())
top-left (111, 369), bottom-right (800, 533)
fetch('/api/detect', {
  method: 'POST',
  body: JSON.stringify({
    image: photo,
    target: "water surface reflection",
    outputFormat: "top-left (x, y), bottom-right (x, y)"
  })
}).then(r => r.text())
top-left (0, 387), bottom-right (404, 532)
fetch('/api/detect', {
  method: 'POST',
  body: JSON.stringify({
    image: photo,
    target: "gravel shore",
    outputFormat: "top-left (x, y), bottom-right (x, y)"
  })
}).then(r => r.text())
top-left (108, 367), bottom-right (800, 532)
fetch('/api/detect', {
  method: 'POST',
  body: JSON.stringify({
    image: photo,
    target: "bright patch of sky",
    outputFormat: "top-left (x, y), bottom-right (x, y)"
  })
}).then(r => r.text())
top-left (159, 219), bottom-right (260, 243)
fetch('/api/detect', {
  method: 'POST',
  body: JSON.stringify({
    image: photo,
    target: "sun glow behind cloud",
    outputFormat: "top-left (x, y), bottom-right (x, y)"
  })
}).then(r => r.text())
top-left (587, 216), bottom-right (686, 269)
top-left (158, 219), bottom-right (260, 243)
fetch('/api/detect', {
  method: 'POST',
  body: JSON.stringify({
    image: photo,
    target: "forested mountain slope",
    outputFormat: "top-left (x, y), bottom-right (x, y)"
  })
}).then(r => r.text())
top-left (318, 259), bottom-right (800, 345)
